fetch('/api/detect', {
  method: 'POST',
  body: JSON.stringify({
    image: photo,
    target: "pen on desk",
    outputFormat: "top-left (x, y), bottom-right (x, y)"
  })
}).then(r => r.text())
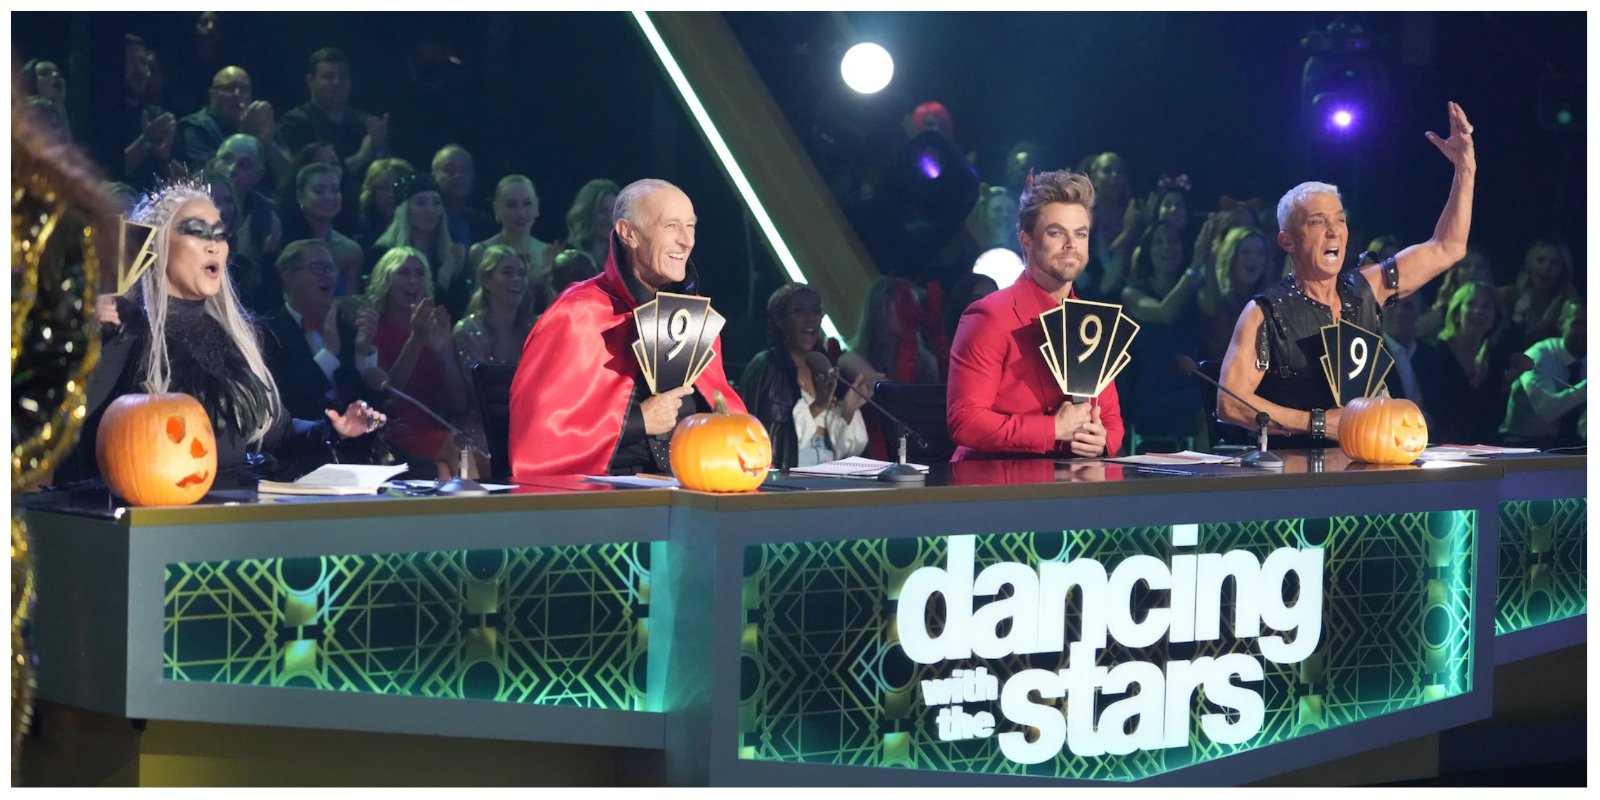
top-left (1136, 466), bottom-right (1194, 476)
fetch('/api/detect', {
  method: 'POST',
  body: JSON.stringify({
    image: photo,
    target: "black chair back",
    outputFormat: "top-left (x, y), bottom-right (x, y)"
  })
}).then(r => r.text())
top-left (870, 382), bottom-right (954, 463)
top-left (472, 362), bottom-right (518, 482)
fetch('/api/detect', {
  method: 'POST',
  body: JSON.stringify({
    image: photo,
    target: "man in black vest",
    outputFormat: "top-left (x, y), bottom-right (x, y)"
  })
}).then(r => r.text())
top-left (1218, 102), bottom-right (1478, 445)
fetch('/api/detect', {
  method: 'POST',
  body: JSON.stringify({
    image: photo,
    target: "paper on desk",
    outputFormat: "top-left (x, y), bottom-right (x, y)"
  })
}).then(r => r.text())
top-left (583, 474), bottom-right (681, 488)
top-left (1106, 450), bottom-right (1236, 466)
top-left (1417, 445), bottom-right (1541, 461)
top-left (788, 456), bottom-right (930, 478)
top-left (258, 463), bottom-right (409, 495)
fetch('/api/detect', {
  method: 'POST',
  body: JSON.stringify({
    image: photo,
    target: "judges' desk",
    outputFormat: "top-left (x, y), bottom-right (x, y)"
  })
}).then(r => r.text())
top-left (22, 451), bottom-right (1586, 786)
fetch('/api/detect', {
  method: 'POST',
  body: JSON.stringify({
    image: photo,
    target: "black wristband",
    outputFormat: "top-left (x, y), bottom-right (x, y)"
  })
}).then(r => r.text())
top-left (1310, 408), bottom-right (1326, 439)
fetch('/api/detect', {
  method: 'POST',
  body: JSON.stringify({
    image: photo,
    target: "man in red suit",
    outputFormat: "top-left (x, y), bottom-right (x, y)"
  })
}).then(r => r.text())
top-left (509, 179), bottom-right (744, 479)
top-left (947, 169), bottom-right (1124, 460)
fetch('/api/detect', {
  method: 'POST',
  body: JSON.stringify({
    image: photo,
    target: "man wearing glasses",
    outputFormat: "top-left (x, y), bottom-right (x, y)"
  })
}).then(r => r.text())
top-left (262, 240), bottom-right (383, 422)
top-left (177, 66), bottom-right (290, 181)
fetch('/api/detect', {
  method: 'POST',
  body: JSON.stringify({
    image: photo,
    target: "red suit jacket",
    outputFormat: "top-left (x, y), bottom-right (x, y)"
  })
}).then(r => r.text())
top-left (508, 242), bottom-right (744, 479)
top-left (946, 274), bottom-right (1124, 460)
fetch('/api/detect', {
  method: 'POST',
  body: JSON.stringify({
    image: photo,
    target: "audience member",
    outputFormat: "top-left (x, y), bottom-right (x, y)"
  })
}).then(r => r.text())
top-left (551, 177), bottom-right (619, 293)
top-left (364, 246), bottom-right (475, 478)
top-left (281, 163), bottom-right (365, 294)
top-left (978, 186), bottom-right (1021, 255)
top-left (432, 144), bottom-right (495, 246)
top-left (1425, 282), bottom-right (1517, 444)
top-left (1380, 290), bottom-right (1445, 429)
top-left (1198, 225), bottom-right (1273, 361)
top-left (451, 244), bottom-right (540, 454)
top-left (274, 141), bottom-right (339, 209)
top-left (211, 133), bottom-right (282, 268)
top-left (370, 173), bottom-right (470, 318)
top-left (176, 66), bottom-right (290, 180)
top-left (844, 276), bottom-right (941, 385)
top-left (358, 157), bottom-right (414, 247)
top-left (21, 59), bottom-right (70, 139)
top-left (1500, 239), bottom-right (1579, 349)
top-left (1416, 249), bottom-right (1494, 344)
top-left (469, 175), bottom-right (555, 309)
top-left (87, 35), bottom-right (175, 189)
top-left (737, 283), bottom-right (871, 469)
top-left (261, 240), bottom-right (383, 422)
top-left (1074, 151), bottom-right (1131, 303)
top-left (1501, 299), bottom-right (1586, 447)
top-left (23, 97), bottom-right (69, 142)
top-left (202, 168), bottom-right (272, 316)
top-left (276, 47), bottom-right (390, 189)
top-left (1120, 221), bottom-right (1205, 450)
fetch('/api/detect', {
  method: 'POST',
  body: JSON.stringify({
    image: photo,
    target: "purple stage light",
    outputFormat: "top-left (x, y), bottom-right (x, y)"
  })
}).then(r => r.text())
top-left (1331, 108), bottom-right (1354, 129)
top-left (917, 149), bottom-right (942, 180)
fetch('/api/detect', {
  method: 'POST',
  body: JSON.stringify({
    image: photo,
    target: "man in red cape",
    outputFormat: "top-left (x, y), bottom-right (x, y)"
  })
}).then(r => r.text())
top-left (947, 169), bottom-right (1124, 461)
top-left (509, 179), bottom-right (744, 479)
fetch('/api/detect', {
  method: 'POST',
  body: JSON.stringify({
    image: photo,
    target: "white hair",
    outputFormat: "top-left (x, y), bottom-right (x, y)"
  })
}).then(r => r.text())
top-left (130, 185), bottom-right (282, 444)
top-left (613, 178), bottom-right (680, 227)
top-left (1276, 181), bottom-right (1341, 232)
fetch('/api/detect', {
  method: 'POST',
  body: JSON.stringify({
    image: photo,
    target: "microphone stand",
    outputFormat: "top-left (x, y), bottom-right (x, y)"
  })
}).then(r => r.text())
top-left (813, 358), bottom-right (929, 482)
top-left (384, 382), bottom-right (490, 495)
top-left (1174, 356), bottom-right (1290, 470)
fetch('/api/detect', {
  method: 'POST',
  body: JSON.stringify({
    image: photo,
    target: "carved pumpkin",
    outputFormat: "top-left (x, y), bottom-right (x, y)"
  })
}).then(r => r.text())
top-left (95, 393), bottom-right (217, 506)
top-left (670, 392), bottom-right (771, 492)
top-left (1339, 396), bottom-right (1429, 464)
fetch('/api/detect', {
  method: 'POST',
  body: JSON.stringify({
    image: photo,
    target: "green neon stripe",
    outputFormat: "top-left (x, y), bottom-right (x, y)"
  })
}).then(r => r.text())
top-left (632, 10), bottom-right (844, 342)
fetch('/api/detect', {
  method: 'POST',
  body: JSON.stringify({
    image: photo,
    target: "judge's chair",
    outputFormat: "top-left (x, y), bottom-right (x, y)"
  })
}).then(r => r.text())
top-left (471, 363), bottom-right (518, 482)
top-left (869, 382), bottom-right (955, 464)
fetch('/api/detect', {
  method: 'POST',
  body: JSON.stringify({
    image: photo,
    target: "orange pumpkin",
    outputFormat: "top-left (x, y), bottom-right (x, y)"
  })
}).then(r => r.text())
top-left (95, 393), bottom-right (218, 506)
top-left (670, 392), bottom-right (771, 492)
top-left (1339, 396), bottom-right (1429, 464)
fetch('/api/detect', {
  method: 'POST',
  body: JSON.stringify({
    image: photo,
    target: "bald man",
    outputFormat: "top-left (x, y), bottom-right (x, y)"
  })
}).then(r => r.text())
top-left (509, 179), bottom-right (746, 478)
top-left (177, 66), bottom-right (289, 180)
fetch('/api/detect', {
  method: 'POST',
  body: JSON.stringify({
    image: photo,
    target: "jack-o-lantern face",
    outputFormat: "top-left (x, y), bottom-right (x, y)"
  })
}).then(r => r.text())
top-left (1339, 396), bottom-right (1429, 465)
top-left (95, 392), bottom-right (218, 506)
top-left (669, 393), bottom-right (772, 493)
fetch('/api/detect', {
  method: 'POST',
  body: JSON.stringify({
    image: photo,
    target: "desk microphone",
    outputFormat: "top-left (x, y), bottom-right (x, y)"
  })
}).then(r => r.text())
top-left (1173, 355), bottom-right (1290, 469)
top-left (362, 366), bottom-right (489, 495)
top-left (804, 351), bottom-right (928, 482)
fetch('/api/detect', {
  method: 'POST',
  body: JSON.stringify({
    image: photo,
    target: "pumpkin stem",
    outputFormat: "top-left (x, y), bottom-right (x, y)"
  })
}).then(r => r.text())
top-left (712, 391), bottom-right (728, 414)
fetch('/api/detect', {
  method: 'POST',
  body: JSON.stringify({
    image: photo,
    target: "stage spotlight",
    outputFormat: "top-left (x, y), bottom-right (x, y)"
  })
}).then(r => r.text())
top-left (840, 42), bottom-right (893, 94)
top-left (1331, 109), bottom-right (1354, 129)
top-left (972, 248), bottom-right (1025, 288)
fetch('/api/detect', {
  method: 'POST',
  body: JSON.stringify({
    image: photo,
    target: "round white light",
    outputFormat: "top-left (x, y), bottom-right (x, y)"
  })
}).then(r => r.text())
top-left (972, 248), bottom-right (1025, 288)
top-left (840, 42), bottom-right (894, 95)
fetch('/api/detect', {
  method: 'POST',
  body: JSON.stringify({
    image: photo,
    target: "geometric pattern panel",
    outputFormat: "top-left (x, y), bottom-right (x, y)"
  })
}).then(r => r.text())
top-left (739, 511), bottom-right (1475, 781)
top-left (1496, 498), bottom-right (1587, 635)
top-left (164, 543), bottom-right (653, 710)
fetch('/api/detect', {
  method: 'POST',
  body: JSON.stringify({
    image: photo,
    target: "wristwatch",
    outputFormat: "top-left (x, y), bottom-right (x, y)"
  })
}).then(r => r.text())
top-left (1309, 408), bottom-right (1326, 439)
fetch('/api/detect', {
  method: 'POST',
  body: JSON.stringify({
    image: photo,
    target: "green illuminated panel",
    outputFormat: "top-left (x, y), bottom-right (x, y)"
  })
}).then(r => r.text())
top-left (738, 512), bottom-right (1475, 780)
top-left (164, 543), bottom-right (653, 710)
top-left (1497, 498), bottom-right (1587, 635)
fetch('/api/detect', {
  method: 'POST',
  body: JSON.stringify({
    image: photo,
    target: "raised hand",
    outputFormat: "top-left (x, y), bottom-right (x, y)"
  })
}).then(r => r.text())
top-left (1424, 101), bottom-right (1475, 173)
top-left (240, 100), bottom-right (275, 141)
top-left (642, 385), bottom-right (694, 436)
top-left (353, 308), bottom-right (378, 358)
top-left (365, 113), bottom-right (390, 149)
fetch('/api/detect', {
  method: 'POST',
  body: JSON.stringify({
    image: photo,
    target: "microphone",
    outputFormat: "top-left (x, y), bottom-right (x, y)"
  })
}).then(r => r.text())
top-left (362, 366), bottom-right (489, 495)
top-left (804, 351), bottom-right (928, 482)
top-left (1173, 355), bottom-right (1287, 469)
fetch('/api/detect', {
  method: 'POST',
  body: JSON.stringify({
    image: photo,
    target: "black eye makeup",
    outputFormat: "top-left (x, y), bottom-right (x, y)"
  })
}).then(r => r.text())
top-left (176, 217), bottom-right (228, 242)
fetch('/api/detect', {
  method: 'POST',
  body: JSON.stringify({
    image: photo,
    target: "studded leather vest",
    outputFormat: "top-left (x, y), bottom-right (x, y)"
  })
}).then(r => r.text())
top-left (1252, 271), bottom-right (1386, 412)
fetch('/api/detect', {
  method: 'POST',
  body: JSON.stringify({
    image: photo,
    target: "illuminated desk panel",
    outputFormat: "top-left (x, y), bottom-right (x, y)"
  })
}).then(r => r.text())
top-left (22, 452), bottom-right (1585, 785)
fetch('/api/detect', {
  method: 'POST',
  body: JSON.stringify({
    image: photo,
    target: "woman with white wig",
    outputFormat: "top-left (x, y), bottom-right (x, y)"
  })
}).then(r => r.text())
top-left (69, 180), bottom-right (388, 487)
